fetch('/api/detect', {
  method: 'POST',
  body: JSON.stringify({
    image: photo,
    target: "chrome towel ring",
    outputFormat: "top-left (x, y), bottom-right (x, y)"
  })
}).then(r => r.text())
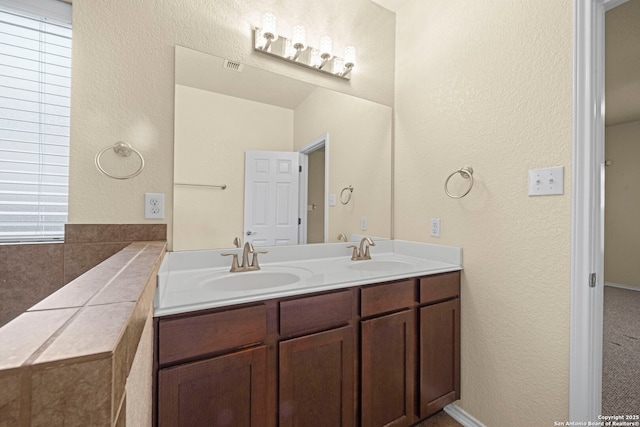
top-left (444, 166), bottom-right (474, 199)
top-left (95, 142), bottom-right (145, 180)
top-left (340, 185), bottom-right (353, 205)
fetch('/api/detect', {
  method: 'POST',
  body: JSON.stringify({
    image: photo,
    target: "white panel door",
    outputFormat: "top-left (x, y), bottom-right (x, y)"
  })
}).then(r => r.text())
top-left (244, 151), bottom-right (299, 247)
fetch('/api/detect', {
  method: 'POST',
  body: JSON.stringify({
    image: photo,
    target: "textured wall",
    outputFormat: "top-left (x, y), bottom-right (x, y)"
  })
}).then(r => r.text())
top-left (173, 85), bottom-right (293, 251)
top-left (68, 0), bottom-right (395, 249)
top-left (294, 88), bottom-right (392, 241)
top-left (604, 120), bottom-right (640, 288)
top-left (394, 1), bottom-right (572, 425)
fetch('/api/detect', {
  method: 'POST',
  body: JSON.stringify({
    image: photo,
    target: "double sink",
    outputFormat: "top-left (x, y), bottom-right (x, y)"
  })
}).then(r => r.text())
top-left (198, 257), bottom-right (415, 292)
top-left (155, 239), bottom-right (462, 317)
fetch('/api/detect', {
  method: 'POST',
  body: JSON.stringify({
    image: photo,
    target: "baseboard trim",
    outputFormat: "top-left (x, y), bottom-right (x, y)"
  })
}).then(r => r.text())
top-left (444, 404), bottom-right (486, 427)
top-left (605, 282), bottom-right (640, 292)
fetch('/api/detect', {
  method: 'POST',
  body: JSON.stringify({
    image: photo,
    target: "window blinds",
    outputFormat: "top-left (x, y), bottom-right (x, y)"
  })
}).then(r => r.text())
top-left (0, 6), bottom-right (71, 242)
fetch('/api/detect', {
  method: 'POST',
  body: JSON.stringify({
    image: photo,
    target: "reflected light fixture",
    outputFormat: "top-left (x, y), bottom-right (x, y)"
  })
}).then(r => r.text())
top-left (253, 13), bottom-right (356, 80)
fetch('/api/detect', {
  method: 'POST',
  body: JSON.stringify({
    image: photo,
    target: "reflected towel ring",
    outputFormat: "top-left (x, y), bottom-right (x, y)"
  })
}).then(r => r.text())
top-left (340, 185), bottom-right (353, 205)
top-left (444, 166), bottom-right (474, 199)
top-left (95, 142), bottom-right (145, 180)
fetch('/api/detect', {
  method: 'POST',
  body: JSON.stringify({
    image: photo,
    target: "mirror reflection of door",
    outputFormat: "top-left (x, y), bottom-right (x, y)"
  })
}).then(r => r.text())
top-left (306, 147), bottom-right (325, 244)
top-left (244, 151), bottom-right (299, 246)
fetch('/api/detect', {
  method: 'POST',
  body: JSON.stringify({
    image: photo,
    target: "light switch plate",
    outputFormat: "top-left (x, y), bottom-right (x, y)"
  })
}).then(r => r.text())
top-left (528, 167), bottom-right (564, 196)
top-left (328, 194), bottom-right (336, 206)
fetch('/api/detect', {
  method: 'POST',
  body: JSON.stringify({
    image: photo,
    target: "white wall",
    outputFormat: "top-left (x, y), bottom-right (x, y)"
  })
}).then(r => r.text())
top-left (394, 1), bottom-right (573, 425)
top-left (173, 86), bottom-right (293, 251)
top-left (68, 0), bottom-right (395, 249)
top-left (604, 120), bottom-right (640, 289)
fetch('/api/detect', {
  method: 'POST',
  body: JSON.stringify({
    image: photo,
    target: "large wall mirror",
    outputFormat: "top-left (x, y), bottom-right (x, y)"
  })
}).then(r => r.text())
top-left (173, 46), bottom-right (392, 250)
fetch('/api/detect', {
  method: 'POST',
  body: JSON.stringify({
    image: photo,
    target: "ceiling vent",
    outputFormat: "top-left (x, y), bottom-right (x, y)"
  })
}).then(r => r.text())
top-left (223, 59), bottom-right (244, 72)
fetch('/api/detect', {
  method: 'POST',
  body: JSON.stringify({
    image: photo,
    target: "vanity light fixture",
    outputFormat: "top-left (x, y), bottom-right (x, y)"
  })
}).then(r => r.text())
top-left (318, 35), bottom-right (333, 69)
top-left (291, 24), bottom-right (306, 61)
top-left (258, 12), bottom-right (277, 51)
top-left (342, 45), bottom-right (356, 77)
top-left (253, 13), bottom-right (356, 80)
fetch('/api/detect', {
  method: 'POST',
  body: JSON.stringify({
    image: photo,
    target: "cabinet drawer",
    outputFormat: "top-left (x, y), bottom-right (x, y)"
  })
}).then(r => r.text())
top-left (360, 279), bottom-right (415, 317)
top-left (280, 290), bottom-right (353, 337)
top-left (158, 304), bottom-right (266, 365)
top-left (419, 271), bottom-right (460, 304)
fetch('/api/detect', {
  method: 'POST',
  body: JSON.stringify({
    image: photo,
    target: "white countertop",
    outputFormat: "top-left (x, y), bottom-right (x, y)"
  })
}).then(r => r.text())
top-left (154, 240), bottom-right (462, 317)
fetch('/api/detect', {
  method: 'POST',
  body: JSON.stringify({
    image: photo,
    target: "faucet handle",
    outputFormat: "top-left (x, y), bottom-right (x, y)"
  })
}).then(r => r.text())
top-left (346, 245), bottom-right (359, 261)
top-left (363, 245), bottom-right (373, 259)
top-left (232, 237), bottom-right (242, 248)
top-left (221, 252), bottom-right (240, 271)
top-left (250, 250), bottom-right (268, 269)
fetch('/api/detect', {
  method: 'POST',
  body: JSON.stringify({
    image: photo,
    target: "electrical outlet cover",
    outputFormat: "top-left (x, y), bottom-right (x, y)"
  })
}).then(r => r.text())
top-left (430, 218), bottom-right (440, 237)
top-left (145, 193), bottom-right (165, 219)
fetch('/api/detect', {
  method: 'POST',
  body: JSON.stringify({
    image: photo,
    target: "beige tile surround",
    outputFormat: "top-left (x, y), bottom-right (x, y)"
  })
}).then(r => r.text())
top-left (0, 232), bottom-right (166, 426)
top-left (0, 224), bottom-right (167, 327)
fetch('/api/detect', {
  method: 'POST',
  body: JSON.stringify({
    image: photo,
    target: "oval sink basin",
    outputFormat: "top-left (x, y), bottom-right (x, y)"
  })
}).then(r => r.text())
top-left (200, 267), bottom-right (313, 292)
top-left (345, 259), bottom-right (414, 272)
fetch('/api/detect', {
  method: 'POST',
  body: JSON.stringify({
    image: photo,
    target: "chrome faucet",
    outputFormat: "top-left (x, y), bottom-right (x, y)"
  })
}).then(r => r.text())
top-left (232, 237), bottom-right (242, 248)
top-left (347, 236), bottom-right (375, 261)
top-left (337, 233), bottom-right (348, 242)
top-left (221, 242), bottom-right (268, 272)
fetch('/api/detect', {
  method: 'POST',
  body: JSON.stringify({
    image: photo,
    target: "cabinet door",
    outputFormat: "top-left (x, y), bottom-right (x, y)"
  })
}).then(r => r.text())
top-left (158, 346), bottom-right (266, 427)
top-left (279, 326), bottom-right (355, 427)
top-left (419, 298), bottom-right (461, 418)
top-left (361, 310), bottom-right (415, 427)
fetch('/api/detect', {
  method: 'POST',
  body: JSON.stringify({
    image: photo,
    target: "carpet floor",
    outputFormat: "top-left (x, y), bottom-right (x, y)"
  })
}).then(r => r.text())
top-left (602, 286), bottom-right (640, 416)
top-left (413, 411), bottom-right (463, 427)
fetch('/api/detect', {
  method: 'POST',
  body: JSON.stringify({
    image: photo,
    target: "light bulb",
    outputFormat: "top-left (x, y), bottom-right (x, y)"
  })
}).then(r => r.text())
top-left (319, 35), bottom-right (333, 59)
top-left (344, 45), bottom-right (356, 68)
top-left (292, 25), bottom-right (306, 50)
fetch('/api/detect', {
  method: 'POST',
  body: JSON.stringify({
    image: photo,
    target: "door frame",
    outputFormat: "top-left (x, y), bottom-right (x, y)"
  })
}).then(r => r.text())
top-left (298, 133), bottom-right (329, 244)
top-left (570, 0), bottom-right (626, 421)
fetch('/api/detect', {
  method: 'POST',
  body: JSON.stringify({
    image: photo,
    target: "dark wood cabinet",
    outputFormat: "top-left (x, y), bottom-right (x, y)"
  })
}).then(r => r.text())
top-left (279, 326), bottom-right (355, 427)
top-left (361, 309), bottom-right (415, 427)
top-left (154, 271), bottom-right (461, 427)
top-left (157, 346), bottom-right (267, 427)
top-left (418, 298), bottom-right (461, 418)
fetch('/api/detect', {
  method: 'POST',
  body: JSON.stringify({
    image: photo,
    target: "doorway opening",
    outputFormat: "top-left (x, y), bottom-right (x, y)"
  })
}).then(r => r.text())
top-left (298, 134), bottom-right (329, 244)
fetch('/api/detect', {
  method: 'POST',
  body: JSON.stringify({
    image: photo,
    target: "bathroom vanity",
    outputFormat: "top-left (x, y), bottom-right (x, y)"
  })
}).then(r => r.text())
top-left (153, 240), bottom-right (461, 427)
